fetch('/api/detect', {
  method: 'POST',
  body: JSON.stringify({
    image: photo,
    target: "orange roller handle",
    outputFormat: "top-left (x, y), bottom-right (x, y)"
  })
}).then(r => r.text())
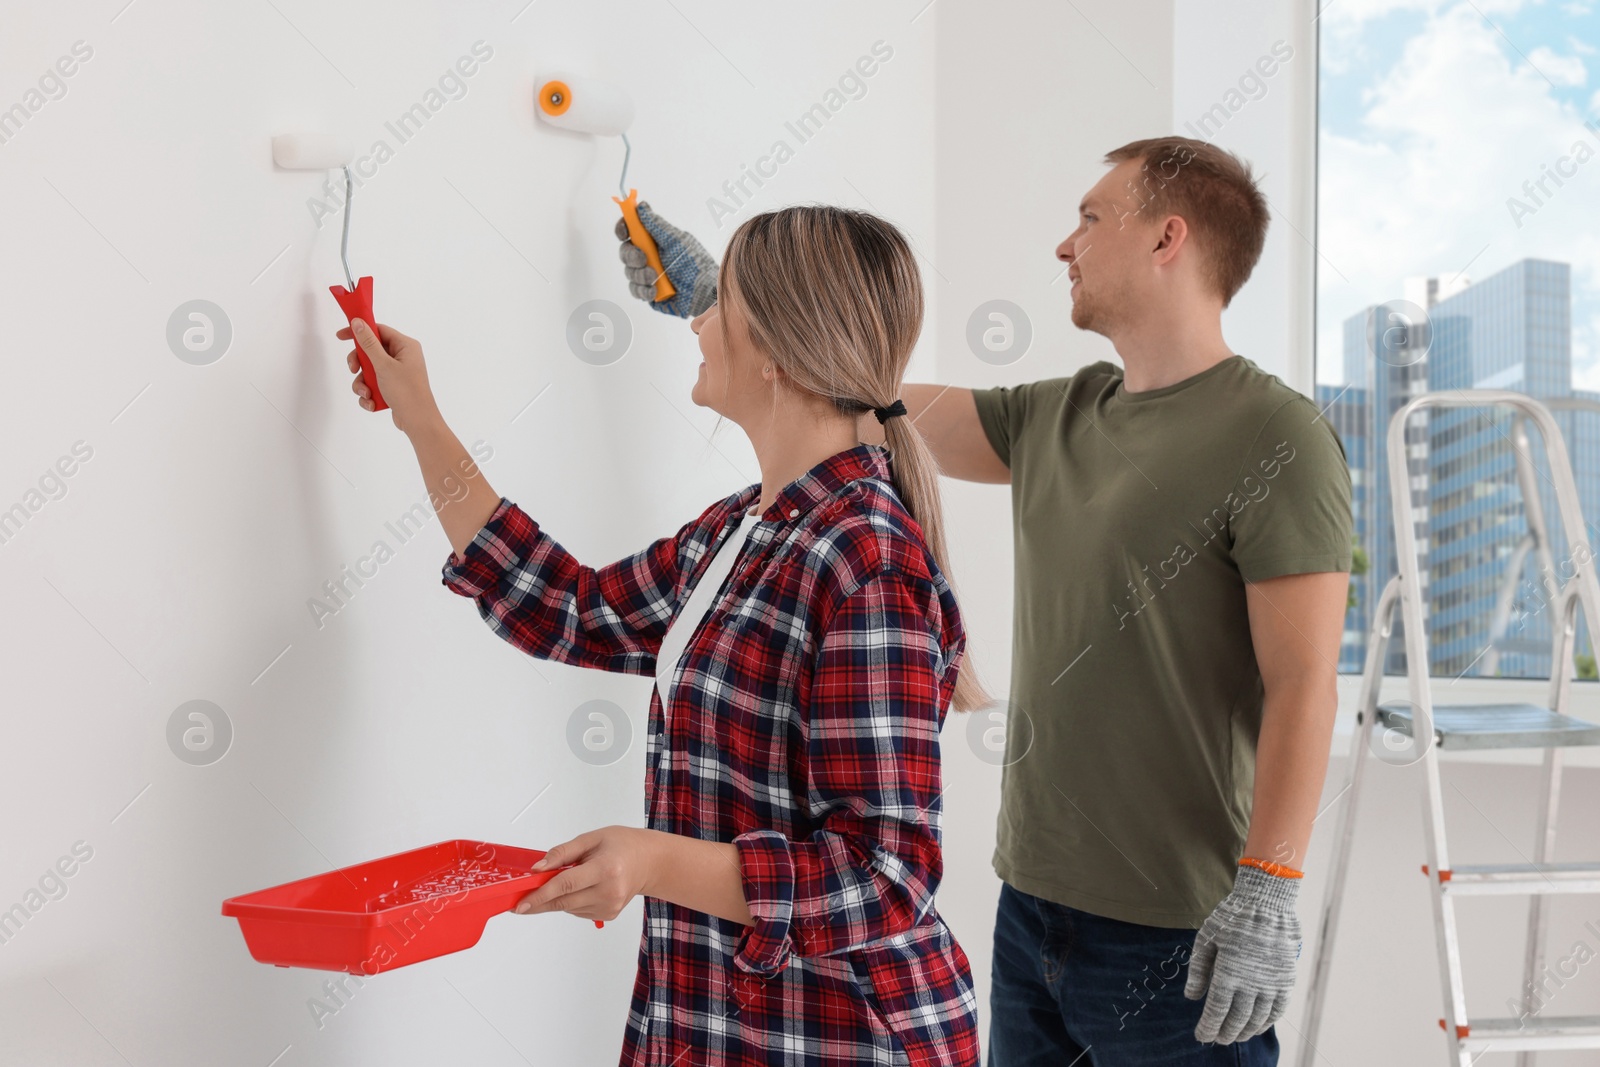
top-left (613, 188), bottom-right (677, 303)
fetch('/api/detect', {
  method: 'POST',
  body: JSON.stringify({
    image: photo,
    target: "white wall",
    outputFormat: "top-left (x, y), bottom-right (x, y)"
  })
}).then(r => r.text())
top-left (0, 2), bottom-right (934, 1064)
top-left (1172, 0), bottom-right (1319, 392)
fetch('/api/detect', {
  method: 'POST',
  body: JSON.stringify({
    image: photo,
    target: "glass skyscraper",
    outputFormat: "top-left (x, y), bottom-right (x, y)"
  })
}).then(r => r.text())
top-left (1321, 258), bottom-right (1600, 677)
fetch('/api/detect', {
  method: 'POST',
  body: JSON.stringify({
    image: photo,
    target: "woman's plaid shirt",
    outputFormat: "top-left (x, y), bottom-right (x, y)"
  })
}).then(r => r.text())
top-left (440, 443), bottom-right (979, 1066)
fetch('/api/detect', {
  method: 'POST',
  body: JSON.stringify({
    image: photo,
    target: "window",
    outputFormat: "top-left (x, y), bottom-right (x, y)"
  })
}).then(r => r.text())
top-left (1315, 2), bottom-right (1600, 678)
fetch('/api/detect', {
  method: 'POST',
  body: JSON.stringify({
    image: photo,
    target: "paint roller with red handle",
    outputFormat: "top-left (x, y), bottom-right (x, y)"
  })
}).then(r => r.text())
top-left (271, 133), bottom-right (387, 411)
top-left (328, 274), bottom-right (386, 412)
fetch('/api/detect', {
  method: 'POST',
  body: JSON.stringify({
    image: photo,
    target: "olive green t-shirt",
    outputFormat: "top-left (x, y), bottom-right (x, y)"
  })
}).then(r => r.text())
top-left (970, 355), bottom-right (1352, 928)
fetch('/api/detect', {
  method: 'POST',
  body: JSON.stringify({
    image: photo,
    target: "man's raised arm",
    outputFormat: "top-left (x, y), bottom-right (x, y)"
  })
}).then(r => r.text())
top-left (856, 384), bottom-right (1010, 484)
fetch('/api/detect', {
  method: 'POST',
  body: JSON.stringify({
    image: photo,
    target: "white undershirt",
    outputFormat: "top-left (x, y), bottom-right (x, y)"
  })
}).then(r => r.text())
top-left (655, 507), bottom-right (762, 708)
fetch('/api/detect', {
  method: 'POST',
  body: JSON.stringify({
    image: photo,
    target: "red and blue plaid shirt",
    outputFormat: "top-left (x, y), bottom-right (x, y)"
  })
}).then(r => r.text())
top-left (441, 443), bottom-right (979, 1066)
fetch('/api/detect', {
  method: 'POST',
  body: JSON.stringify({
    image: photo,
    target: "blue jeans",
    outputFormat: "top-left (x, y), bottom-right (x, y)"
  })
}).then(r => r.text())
top-left (988, 882), bottom-right (1279, 1066)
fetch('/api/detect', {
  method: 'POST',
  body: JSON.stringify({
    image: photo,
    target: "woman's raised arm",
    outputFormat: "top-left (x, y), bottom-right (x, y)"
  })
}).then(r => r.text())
top-left (340, 316), bottom-right (693, 674)
top-left (340, 317), bottom-right (502, 557)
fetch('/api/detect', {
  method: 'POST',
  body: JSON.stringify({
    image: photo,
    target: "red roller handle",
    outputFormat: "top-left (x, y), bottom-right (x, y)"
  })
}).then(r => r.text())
top-left (329, 276), bottom-right (387, 412)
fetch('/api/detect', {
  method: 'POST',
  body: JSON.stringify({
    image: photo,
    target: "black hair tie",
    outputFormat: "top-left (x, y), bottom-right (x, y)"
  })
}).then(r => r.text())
top-left (873, 398), bottom-right (907, 424)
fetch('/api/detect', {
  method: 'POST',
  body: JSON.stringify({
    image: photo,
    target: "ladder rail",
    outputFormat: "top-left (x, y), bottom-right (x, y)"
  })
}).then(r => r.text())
top-left (1389, 398), bottom-right (1470, 1059)
top-left (1513, 402), bottom-right (1600, 1067)
top-left (1483, 533), bottom-right (1538, 678)
top-left (1506, 413), bottom-right (1565, 1067)
top-left (1517, 583), bottom-right (1582, 1067)
top-left (1484, 413), bottom-right (1554, 675)
top-left (1511, 415), bottom-right (1562, 613)
top-left (1538, 395), bottom-right (1600, 421)
top-left (1487, 415), bottom-right (1565, 678)
top-left (1549, 582), bottom-right (1583, 714)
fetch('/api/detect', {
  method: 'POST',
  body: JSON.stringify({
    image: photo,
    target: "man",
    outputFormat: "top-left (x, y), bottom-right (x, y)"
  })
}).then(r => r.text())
top-left (616, 136), bottom-right (1351, 1065)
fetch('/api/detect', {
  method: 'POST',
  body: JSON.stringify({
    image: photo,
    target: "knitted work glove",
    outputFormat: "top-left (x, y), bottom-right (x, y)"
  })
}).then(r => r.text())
top-left (1184, 864), bottom-right (1302, 1044)
top-left (613, 202), bottom-right (718, 319)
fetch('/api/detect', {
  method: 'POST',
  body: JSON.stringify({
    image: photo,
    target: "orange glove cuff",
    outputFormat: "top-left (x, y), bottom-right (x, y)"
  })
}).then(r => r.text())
top-left (1239, 857), bottom-right (1304, 879)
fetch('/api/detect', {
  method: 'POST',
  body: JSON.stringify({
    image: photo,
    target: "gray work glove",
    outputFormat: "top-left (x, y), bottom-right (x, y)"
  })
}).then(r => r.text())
top-left (613, 202), bottom-right (719, 319)
top-left (1184, 864), bottom-right (1302, 1044)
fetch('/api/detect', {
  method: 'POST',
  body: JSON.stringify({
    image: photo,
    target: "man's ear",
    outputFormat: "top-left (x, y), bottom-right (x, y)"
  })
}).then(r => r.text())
top-left (1151, 214), bottom-right (1188, 266)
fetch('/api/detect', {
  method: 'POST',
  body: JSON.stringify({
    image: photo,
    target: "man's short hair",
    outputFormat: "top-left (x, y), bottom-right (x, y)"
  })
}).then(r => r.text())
top-left (1103, 137), bottom-right (1270, 308)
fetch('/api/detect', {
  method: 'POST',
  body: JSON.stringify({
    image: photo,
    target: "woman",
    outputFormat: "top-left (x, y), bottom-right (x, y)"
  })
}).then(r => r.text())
top-left (338, 205), bottom-right (988, 1065)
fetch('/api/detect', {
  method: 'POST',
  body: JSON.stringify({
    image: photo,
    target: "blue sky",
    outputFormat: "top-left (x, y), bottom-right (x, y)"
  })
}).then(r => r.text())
top-left (1317, 0), bottom-right (1600, 385)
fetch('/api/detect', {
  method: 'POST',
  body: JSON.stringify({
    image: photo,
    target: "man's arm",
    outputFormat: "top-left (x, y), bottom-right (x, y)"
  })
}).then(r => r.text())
top-left (1240, 570), bottom-right (1350, 867)
top-left (1183, 567), bottom-right (1349, 1044)
top-left (856, 384), bottom-right (1010, 484)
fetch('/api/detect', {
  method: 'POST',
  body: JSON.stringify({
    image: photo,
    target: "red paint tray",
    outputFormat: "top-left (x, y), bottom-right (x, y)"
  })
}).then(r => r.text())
top-left (221, 839), bottom-right (567, 975)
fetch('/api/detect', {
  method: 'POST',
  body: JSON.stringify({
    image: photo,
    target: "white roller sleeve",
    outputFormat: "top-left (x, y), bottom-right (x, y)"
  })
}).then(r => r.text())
top-left (271, 133), bottom-right (355, 170)
top-left (534, 71), bottom-right (635, 136)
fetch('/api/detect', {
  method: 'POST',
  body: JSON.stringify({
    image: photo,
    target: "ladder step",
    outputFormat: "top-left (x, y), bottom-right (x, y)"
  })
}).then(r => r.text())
top-left (1458, 1015), bottom-right (1600, 1052)
top-left (1426, 862), bottom-right (1600, 895)
top-left (1377, 702), bottom-right (1600, 750)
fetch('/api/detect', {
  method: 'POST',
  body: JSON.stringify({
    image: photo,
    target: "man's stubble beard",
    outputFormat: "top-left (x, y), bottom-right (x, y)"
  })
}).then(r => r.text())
top-left (1071, 290), bottom-right (1119, 337)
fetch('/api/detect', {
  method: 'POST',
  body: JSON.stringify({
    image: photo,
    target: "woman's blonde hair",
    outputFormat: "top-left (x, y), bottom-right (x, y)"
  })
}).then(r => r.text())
top-left (717, 204), bottom-right (991, 714)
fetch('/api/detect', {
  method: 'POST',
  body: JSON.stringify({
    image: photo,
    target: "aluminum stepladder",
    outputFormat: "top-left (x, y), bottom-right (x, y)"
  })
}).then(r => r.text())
top-left (1298, 391), bottom-right (1600, 1067)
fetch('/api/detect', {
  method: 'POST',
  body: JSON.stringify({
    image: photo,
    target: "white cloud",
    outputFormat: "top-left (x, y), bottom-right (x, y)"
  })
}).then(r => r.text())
top-left (1321, 0), bottom-right (1531, 28)
top-left (1592, 87), bottom-right (1600, 112)
top-left (1319, 3), bottom-right (1600, 384)
top-left (1318, 0), bottom-right (1533, 75)
top-left (1528, 46), bottom-right (1589, 86)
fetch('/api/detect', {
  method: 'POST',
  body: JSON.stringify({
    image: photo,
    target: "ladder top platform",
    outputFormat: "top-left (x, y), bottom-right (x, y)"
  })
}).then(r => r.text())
top-left (1376, 702), bottom-right (1600, 750)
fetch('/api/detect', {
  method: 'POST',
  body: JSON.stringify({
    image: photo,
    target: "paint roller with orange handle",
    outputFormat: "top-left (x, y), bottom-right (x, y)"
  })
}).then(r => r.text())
top-left (612, 189), bottom-right (675, 304)
top-left (534, 73), bottom-right (676, 304)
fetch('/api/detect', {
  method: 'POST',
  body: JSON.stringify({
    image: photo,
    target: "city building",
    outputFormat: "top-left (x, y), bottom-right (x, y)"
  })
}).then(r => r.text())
top-left (1321, 259), bottom-right (1599, 677)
